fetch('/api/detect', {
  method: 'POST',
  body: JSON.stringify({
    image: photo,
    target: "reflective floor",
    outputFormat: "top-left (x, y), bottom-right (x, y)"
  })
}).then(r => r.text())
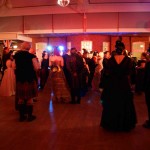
top-left (0, 79), bottom-right (150, 150)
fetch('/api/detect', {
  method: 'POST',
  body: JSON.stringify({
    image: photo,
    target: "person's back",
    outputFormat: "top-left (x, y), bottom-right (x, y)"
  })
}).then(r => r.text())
top-left (14, 42), bottom-right (39, 122)
top-left (107, 55), bottom-right (132, 91)
top-left (40, 51), bottom-right (49, 89)
top-left (15, 51), bottom-right (37, 83)
top-left (66, 47), bottom-right (84, 104)
top-left (100, 40), bottom-right (137, 132)
top-left (49, 48), bottom-right (71, 103)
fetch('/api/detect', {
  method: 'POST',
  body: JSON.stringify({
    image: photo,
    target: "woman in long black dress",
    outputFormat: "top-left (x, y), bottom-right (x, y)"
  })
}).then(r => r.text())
top-left (100, 41), bottom-right (137, 132)
top-left (40, 51), bottom-right (49, 90)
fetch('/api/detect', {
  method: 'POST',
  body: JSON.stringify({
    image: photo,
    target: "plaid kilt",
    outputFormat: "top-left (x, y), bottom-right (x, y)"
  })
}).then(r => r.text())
top-left (16, 80), bottom-right (38, 99)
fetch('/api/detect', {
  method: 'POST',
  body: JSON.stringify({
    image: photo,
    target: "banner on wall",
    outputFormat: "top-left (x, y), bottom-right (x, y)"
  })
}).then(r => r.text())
top-left (103, 42), bottom-right (110, 52)
top-left (81, 41), bottom-right (92, 52)
top-left (132, 42), bottom-right (145, 60)
top-left (36, 42), bottom-right (47, 66)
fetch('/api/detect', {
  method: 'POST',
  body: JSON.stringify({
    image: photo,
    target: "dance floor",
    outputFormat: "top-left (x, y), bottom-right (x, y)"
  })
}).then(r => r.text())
top-left (0, 79), bottom-right (150, 150)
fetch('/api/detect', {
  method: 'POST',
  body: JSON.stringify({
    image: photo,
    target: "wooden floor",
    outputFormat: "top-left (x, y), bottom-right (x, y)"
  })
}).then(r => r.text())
top-left (0, 78), bottom-right (150, 150)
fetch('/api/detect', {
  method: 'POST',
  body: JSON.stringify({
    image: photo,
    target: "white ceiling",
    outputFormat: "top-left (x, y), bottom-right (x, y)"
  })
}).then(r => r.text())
top-left (0, 0), bottom-right (150, 39)
top-left (1, 0), bottom-right (150, 8)
top-left (0, 0), bottom-right (150, 16)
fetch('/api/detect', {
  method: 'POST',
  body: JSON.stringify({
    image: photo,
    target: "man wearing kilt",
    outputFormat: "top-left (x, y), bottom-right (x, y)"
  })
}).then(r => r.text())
top-left (13, 42), bottom-right (40, 122)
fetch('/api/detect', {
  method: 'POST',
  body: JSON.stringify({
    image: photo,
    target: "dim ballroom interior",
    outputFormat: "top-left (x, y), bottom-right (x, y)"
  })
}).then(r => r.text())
top-left (0, 75), bottom-right (150, 150)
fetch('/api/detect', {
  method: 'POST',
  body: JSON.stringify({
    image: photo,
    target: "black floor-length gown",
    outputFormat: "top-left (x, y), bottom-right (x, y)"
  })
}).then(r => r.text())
top-left (100, 55), bottom-right (137, 131)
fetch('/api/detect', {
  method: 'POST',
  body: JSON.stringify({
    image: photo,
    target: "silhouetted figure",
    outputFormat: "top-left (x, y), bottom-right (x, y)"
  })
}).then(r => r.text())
top-left (100, 41), bottom-right (137, 132)
top-left (88, 55), bottom-right (97, 88)
top-left (135, 52), bottom-right (148, 94)
top-left (40, 51), bottom-right (49, 89)
top-left (66, 47), bottom-right (84, 104)
top-left (2, 47), bottom-right (11, 77)
top-left (99, 51), bottom-right (111, 88)
top-left (143, 61), bottom-right (150, 128)
top-left (14, 42), bottom-right (40, 122)
top-left (62, 49), bottom-right (71, 86)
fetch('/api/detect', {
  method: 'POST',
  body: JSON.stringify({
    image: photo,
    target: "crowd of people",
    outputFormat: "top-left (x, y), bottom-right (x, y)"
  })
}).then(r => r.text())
top-left (0, 40), bottom-right (150, 132)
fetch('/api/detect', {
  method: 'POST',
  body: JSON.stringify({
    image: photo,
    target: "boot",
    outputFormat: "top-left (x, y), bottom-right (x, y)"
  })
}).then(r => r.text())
top-left (18, 104), bottom-right (27, 122)
top-left (143, 120), bottom-right (150, 128)
top-left (70, 92), bottom-right (76, 104)
top-left (27, 105), bottom-right (36, 122)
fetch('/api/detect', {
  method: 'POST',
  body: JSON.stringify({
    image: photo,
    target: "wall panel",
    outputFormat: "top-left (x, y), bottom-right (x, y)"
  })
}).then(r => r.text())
top-left (119, 12), bottom-right (150, 32)
top-left (24, 15), bottom-right (53, 34)
top-left (86, 13), bottom-right (118, 32)
top-left (0, 16), bottom-right (23, 33)
top-left (53, 13), bottom-right (83, 33)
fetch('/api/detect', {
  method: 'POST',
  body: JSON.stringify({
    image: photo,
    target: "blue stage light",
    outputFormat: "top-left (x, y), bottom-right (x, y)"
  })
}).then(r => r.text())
top-left (58, 45), bottom-right (64, 51)
top-left (47, 46), bottom-right (53, 51)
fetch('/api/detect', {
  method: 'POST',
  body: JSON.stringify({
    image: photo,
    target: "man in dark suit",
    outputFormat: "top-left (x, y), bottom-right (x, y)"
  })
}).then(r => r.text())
top-left (66, 47), bottom-right (84, 104)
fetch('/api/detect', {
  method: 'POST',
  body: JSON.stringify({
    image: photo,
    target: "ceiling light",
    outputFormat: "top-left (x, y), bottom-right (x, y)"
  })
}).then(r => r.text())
top-left (57, 0), bottom-right (70, 7)
top-left (13, 45), bottom-right (18, 49)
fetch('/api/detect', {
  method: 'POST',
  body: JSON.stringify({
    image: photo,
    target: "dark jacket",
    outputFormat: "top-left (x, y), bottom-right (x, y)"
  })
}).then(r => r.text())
top-left (14, 50), bottom-right (37, 83)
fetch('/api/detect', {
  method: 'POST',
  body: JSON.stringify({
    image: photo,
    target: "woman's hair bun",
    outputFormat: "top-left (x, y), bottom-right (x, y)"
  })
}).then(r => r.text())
top-left (115, 40), bottom-right (125, 55)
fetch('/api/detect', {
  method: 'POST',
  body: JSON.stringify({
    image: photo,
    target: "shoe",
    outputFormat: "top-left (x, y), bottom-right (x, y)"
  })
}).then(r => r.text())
top-left (18, 104), bottom-right (27, 122)
top-left (19, 116), bottom-right (27, 122)
top-left (27, 115), bottom-right (36, 122)
top-left (76, 101), bottom-right (80, 104)
top-left (33, 98), bottom-right (38, 102)
top-left (70, 101), bottom-right (76, 104)
top-left (27, 105), bottom-right (36, 122)
top-left (142, 120), bottom-right (150, 129)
